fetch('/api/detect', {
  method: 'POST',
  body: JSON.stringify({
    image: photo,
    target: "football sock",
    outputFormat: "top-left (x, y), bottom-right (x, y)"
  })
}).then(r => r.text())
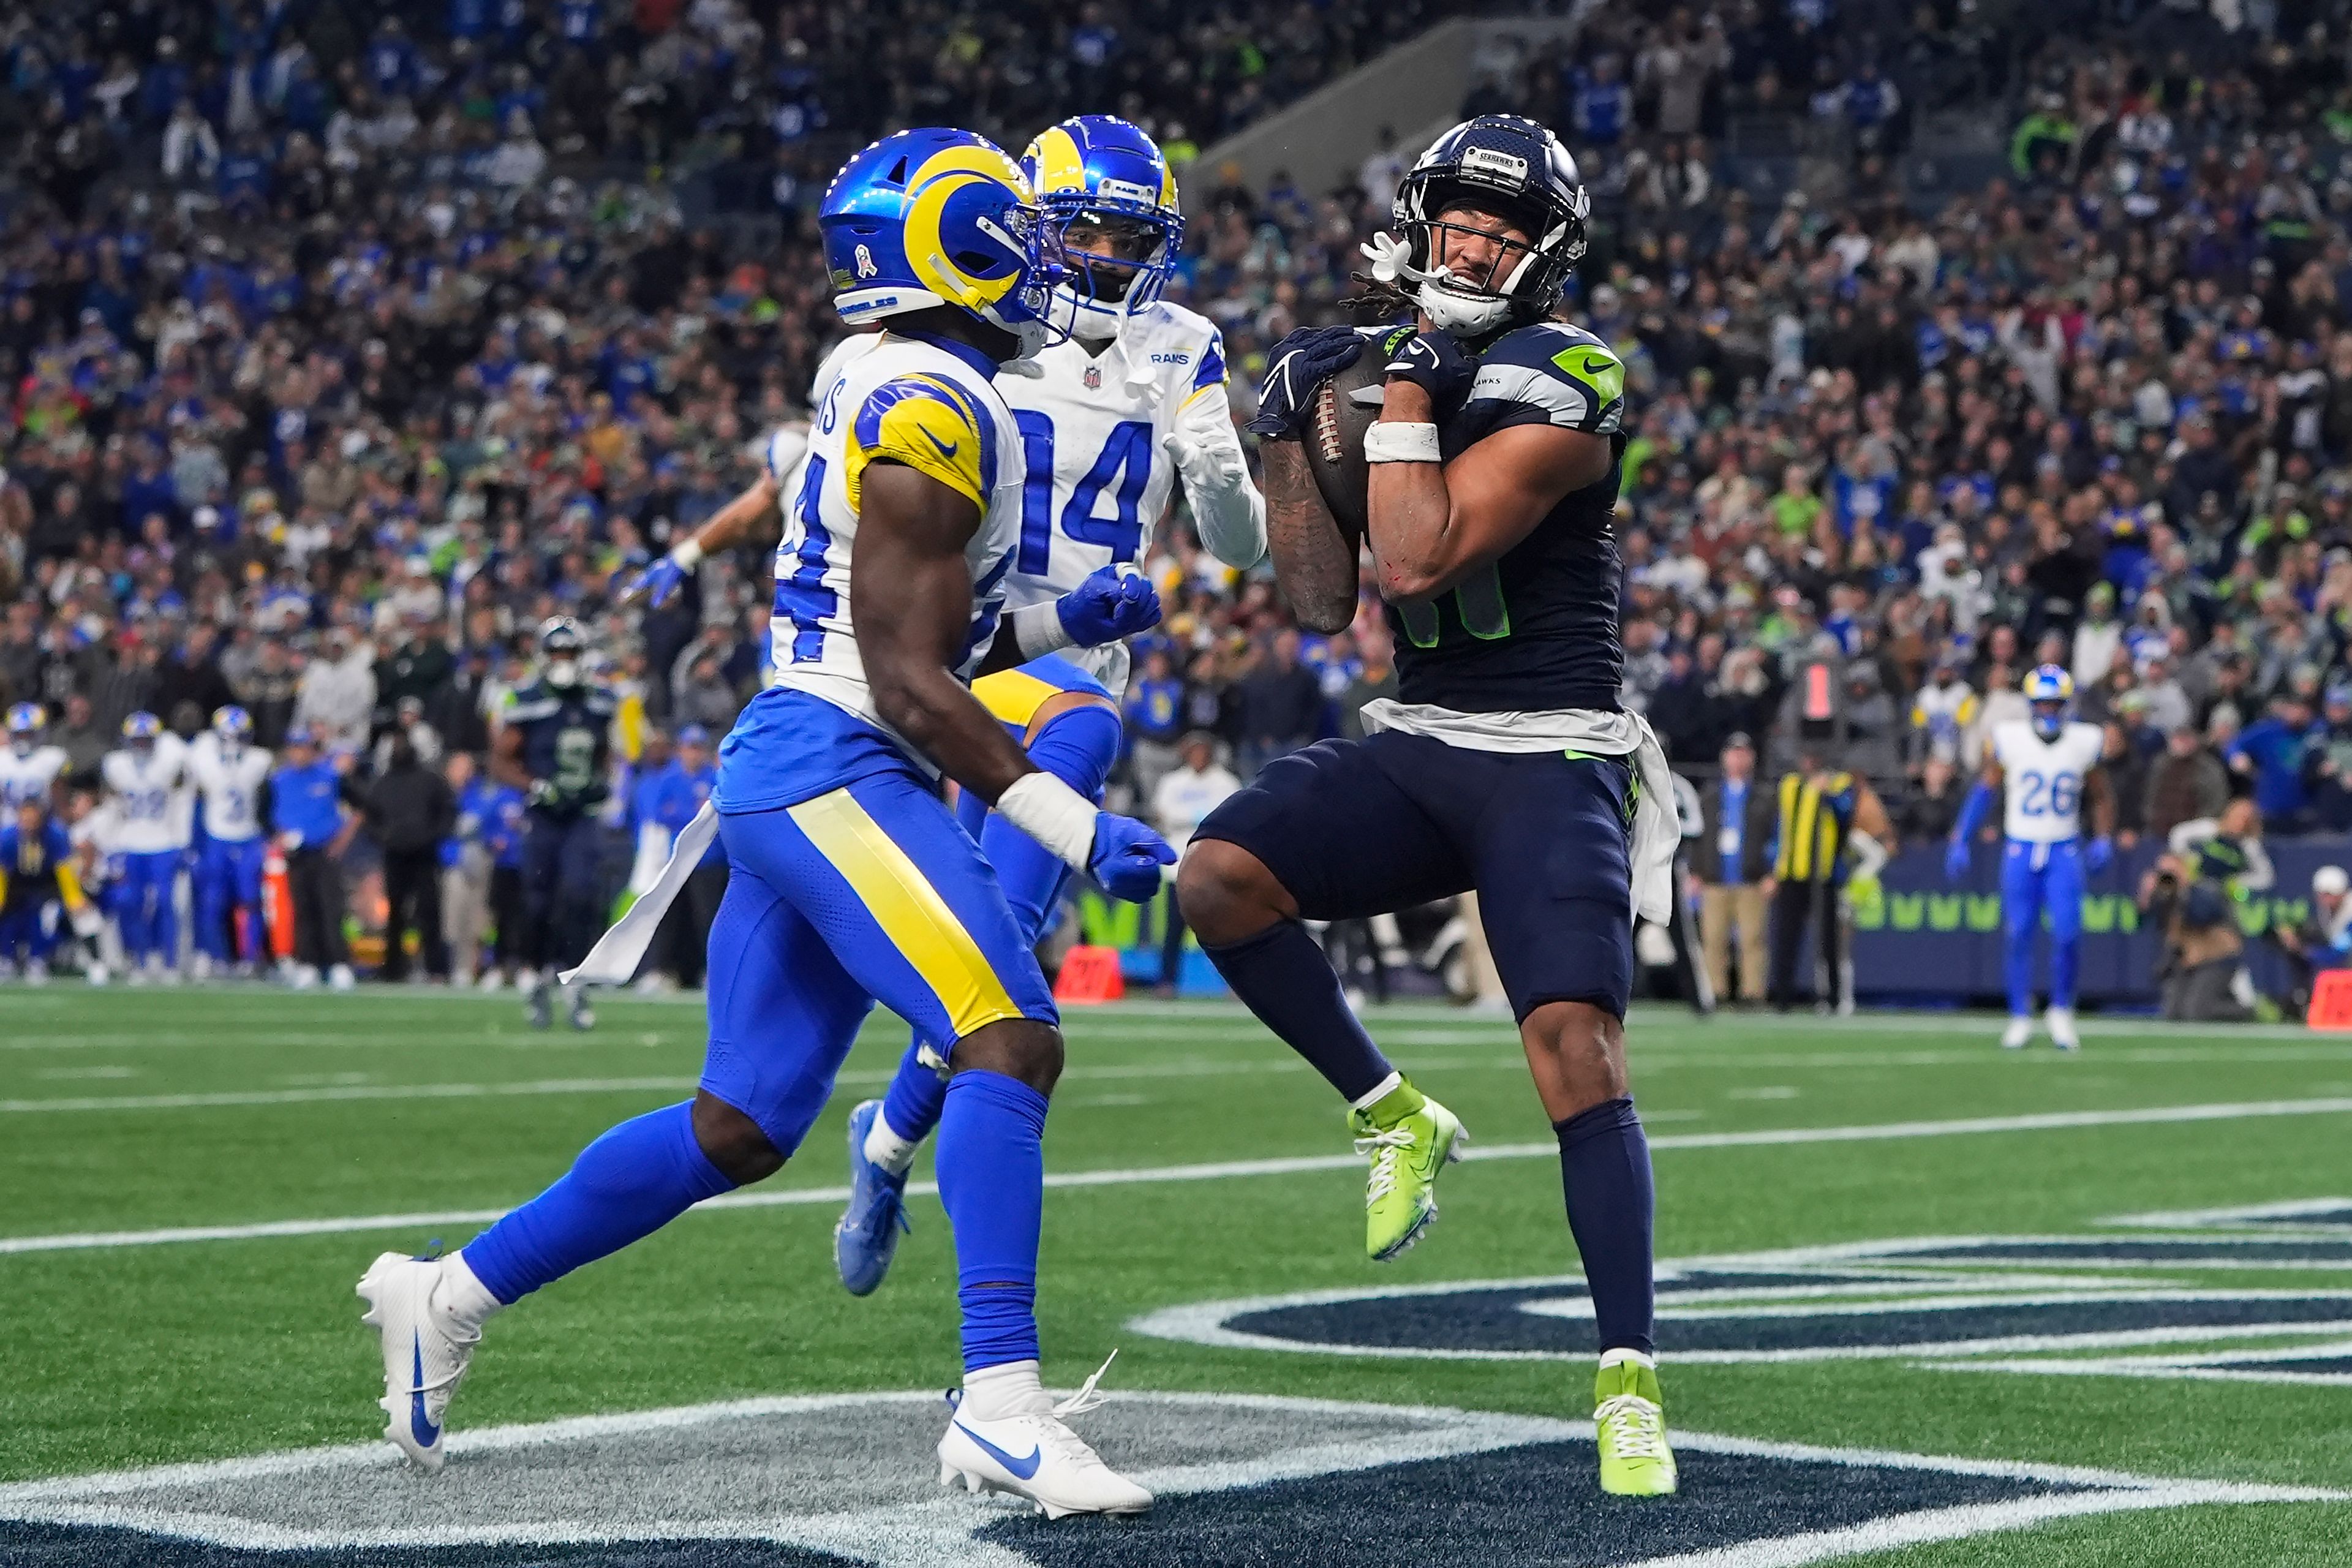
top-left (432, 1250), bottom-right (503, 1335)
top-left (460, 1100), bottom-right (734, 1305)
top-left (869, 1063), bottom-right (930, 1177)
top-left (1555, 1096), bottom-right (1656, 1358)
top-left (1203, 919), bottom-right (1396, 1102)
top-left (937, 1069), bottom-right (1049, 1373)
top-left (2003, 913), bottom-right (2037, 1017)
top-left (959, 1358), bottom-right (1049, 1421)
top-left (2049, 935), bottom-right (2079, 1011)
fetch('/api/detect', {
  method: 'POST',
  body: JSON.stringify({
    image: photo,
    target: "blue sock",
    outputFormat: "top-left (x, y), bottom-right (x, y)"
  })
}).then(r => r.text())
top-left (1204, 919), bottom-right (1396, 1102)
top-left (2049, 935), bottom-right (2079, 1010)
top-left (935, 1069), bottom-right (1047, 1371)
top-left (1555, 1097), bottom-right (1655, 1357)
top-left (886, 703), bottom-right (1118, 1147)
top-left (2003, 919), bottom-right (2037, 1016)
top-left (462, 1101), bottom-right (735, 1304)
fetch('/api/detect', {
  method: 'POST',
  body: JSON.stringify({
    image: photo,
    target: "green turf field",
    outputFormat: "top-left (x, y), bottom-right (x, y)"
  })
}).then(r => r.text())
top-left (4, 988), bottom-right (2351, 1566)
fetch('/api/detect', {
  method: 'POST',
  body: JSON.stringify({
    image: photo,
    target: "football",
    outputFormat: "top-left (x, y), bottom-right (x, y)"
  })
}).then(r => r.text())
top-left (1302, 350), bottom-right (1388, 550)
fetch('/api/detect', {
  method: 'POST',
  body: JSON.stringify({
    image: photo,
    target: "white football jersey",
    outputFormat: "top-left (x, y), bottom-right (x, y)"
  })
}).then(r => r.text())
top-left (1993, 720), bottom-right (2103, 843)
top-left (70, 799), bottom-right (123, 886)
top-left (0, 744), bottom-right (69, 808)
top-left (100, 736), bottom-right (192, 854)
top-left (768, 331), bottom-right (1026, 731)
top-left (187, 734), bottom-right (274, 842)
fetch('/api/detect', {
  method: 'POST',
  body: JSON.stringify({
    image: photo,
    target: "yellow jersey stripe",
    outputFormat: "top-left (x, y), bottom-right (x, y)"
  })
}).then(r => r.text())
top-left (788, 789), bottom-right (1022, 1039)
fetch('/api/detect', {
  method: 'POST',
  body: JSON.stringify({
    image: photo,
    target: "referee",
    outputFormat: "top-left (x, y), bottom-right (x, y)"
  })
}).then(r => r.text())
top-left (1765, 743), bottom-right (1890, 1014)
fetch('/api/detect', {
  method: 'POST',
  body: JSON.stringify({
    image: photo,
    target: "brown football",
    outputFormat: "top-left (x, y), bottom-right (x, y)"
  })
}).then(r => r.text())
top-left (1302, 352), bottom-right (1387, 552)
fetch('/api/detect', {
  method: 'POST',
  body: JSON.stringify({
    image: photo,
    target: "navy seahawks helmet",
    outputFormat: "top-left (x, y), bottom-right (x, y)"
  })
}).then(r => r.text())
top-left (538, 616), bottom-right (587, 690)
top-left (1392, 115), bottom-right (1589, 335)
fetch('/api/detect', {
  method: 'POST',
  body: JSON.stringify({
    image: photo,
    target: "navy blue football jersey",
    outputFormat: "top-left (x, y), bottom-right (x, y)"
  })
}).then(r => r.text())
top-left (502, 680), bottom-right (617, 816)
top-left (1387, 320), bottom-right (1626, 714)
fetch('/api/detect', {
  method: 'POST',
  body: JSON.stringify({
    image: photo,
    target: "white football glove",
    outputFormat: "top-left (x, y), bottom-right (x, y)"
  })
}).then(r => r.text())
top-left (1163, 405), bottom-right (1265, 568)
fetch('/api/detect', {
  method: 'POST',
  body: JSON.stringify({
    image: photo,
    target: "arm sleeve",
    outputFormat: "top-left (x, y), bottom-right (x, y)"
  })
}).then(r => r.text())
top-left (1176, 374), bottom-right (1267, 570)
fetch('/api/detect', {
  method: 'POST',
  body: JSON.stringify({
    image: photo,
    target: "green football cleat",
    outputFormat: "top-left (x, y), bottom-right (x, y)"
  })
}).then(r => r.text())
top-left (1593, 1353), bottom-right (1678, 1496)
top-left (1349, 1081), bottom-right (1466, 1262)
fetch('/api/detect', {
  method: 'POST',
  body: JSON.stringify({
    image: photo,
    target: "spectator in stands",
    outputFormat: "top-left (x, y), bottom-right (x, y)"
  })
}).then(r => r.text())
top-left (2302, 684), bottom-right (2352, 833)
top-left (1899, 756), bottom-right (1966, 847)
top-left (2147, 724), bottom-right (2233, 843)
top-left (2272, 865), bottom-right (2352, 1021)
top-left (1234, 630), bottom-right (1322, 775)
top-left (2227, 690), bottom-right (2318, 830)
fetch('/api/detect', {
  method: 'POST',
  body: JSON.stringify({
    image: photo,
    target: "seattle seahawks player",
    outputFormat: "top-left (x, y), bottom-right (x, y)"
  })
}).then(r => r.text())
top-left (832, 113), bottom-right (1265, 1296)
top-left (496, 617), bottom-right (617, 1031)
top-left (101, 712), bottom-right (193, 984)
top-left (1945, 665), bottom-right (2114, 1050)
top-left (1177, 114), bottom-right (1681, 1496)
top-left (2, 704), bottom-right (69, 810)
top-left (187, 706), bottom-right (274, 978)
top-left (360, 129), bottom-right (1170, 1518)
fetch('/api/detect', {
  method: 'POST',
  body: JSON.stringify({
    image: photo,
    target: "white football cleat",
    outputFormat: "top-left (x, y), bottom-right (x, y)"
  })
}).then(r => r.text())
top-left (329, 963), bottom-right (356, 992)
top-left (937, 1357), bottom-right (1152, 1519)
top-left (2000, 1015), bottom-right (2033, 1050)
top-left (2046, 1005), bottom-right (2079, 1050)
top-left (23, 958), bottom-right (48, 986)
top-left (86, 962), bottom-right (110, 987)
top-left (356, 1253), bottom-right (478, 1472)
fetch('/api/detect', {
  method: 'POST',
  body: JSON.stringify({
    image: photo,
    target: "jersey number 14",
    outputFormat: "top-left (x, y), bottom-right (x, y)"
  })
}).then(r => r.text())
top-left (1014, 413), bottom-right (1153, 573)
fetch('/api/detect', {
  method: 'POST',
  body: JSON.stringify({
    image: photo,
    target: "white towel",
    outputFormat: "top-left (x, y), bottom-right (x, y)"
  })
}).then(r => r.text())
top-left (561, 800), bottom-right (721, 987)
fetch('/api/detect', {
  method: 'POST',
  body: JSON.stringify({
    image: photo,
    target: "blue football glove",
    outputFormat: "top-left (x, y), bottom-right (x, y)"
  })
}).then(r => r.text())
top-left (2085, 835), bottom-right (2114, 873)
top-left (1056, 563), bottom-right (1162, 647)
top-left (1943, 839), bottom-right (1970, 882)
top-left (1088, 810), bottom-right (1177, 902)
top-left (624, 554), bottom-right (691, 608)
top-left (1243, 326), bottom-right (1368, 439)
top-left (1381, 326), bottom-right (1477, 415)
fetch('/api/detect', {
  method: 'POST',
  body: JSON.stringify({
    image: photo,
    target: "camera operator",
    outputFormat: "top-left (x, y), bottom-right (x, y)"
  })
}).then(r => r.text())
top-left (2138, 799), bottom-right (2272, 1023)
top-left (2270, 865), bottom-right (2352, 1021)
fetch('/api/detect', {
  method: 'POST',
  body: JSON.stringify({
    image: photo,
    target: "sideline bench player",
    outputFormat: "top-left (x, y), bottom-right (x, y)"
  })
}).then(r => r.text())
top-left (358, 128), bottom-right (1172, 1518)
top-left (1177, 114), bottom-right (1682, 1496)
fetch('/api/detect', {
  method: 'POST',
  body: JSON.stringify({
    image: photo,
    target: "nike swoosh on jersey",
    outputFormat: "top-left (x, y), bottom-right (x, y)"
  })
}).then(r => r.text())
top-left (924, 431), bottom-right (960, 460)
top-left (409, 1336), bottom-right (441, 1449)
top-left (954, 1420), bottom-right (1042, 1478)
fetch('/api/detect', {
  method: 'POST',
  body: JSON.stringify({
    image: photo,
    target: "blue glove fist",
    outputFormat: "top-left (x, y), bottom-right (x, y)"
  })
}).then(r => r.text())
top-left (1381, 326), bottom-right (1476, 415)
top-left (1056, 563), bottom-right (1163, 647)
top-left (625, 554), bottom-right (690, 608)
top-left (1244, 325), bottom-right (1368, 439)
top-left (1943, 839), bottom-right (1970, 882)
top-left (1088, 811), bottom-right (1177, 902)
top-left (2085, 836), bottom-right (2114, 873)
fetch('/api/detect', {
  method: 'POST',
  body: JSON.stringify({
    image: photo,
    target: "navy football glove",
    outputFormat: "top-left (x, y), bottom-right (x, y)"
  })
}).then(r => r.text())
top-left (1244, 326), bottom-right (1368, 439)
top-left (1381, 326), bottom-right (1476, 415)
top-left (1088, 812), bottom-right (1177, 902)
top-left (1056, 563), bottom-right (1163, 647)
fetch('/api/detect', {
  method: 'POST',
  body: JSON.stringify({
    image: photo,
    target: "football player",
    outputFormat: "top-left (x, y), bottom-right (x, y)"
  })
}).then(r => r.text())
top-left (1177, 115), bottom-right (1680, 1496)
top-left (0, 797), bottom-right (95, 981)
top-left (1945, 664), bottom-right (2114, 1049)
top-left (187, 706), bottom-right (274, 978)
top-left (1, 703), bottom-right (69, 810)
top-left (495, 617), bottom-right (619, 1031)
top-left (358, 129), bottom-right (1170, 1518)
top-left (101, 712), bottom-right (192, 984)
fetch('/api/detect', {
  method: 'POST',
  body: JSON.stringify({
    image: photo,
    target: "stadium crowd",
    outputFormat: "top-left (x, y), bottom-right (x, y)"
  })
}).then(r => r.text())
top-left (4, 0), bottom-right (2352, 987)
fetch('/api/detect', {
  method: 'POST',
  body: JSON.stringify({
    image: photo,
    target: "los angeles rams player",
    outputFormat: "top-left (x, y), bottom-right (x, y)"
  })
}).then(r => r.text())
top-left (832, 114), bottom-right (1265, 1296)
top-left (359, 129), bottom-right (1171, 1518)
top-left (1177, 115), bottom-right (1681, 1496)
top-left (2, 704), bottom-right (69, 810)
top-left (100, 712), bottom-right (192, 983)
top-left (187, 706), bottom-right (274, 978)
top-left (1945, 664), bottom-right (2114, 1049)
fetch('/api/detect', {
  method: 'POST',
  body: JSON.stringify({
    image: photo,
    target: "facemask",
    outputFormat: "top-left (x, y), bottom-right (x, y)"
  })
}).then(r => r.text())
top-left (546, 657), bottom-right (581, 689)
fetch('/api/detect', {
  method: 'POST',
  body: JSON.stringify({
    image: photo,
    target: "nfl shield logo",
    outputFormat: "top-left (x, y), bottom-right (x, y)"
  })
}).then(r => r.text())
top-left (1084, 363), bottom-right (1102, 390)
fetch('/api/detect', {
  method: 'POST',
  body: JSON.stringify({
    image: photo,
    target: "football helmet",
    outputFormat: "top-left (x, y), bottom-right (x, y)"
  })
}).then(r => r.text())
top-left (6, 702), bottom-right (42, 755)
top-left (538, 616), bottom-right (586, 690)
top-left (213, 704), bottom-right (254, 752)
top-left (2023, 664), bottom-right (2075, 740)
top-left (1386, 115), bottom-right (1589, 337)
top-left (1021, 115), bottom-right (1183, 344)
top-left (820, 127), bottom-right (1063, 358)
top-left (122, 710), bottom-right (162, 748)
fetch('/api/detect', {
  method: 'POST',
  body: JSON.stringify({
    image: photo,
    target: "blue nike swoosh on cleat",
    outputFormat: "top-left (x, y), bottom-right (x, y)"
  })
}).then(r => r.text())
top-left (954, 1420), bottom-right (1041, 1479)
top-left (409, 1335), bottom-right (440, 1449)
top-left (924, 431), bottom-right (959, 460)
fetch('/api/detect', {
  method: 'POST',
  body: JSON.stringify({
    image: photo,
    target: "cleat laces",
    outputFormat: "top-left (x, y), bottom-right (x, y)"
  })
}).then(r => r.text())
top-left (1596, 1394), bottom-right (1667, 1461)
top-left (1355, 1125), bottom-right (1419, 1207)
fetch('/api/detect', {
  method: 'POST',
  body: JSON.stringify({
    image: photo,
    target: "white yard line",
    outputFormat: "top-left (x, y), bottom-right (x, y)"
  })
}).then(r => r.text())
top-left (7, 1097), bottom-right (2351, 1258)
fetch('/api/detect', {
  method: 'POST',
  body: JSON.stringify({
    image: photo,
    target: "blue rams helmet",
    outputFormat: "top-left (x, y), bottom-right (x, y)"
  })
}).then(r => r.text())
top-left (820, 128), bottom-right (1062, 357)
top-left (1020, 115), bottom-right (1184, 344)
top-left (2023, 664), bottom-right (2075, 739)
top-left (122, 710), bottom-right (162, 746)
top-left (213, 705), bottom-right (254, 746)
top-left (6, 702), bottom-right (42, 752)
top-left (1392, 114), bottom-right (1589, 336)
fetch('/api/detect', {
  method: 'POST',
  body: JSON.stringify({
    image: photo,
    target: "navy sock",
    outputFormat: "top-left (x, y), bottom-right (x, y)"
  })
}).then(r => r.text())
top-left (1204, 919), bottom-right (1395, 1102)
top-left (1554, 1096), bottom-right (1656, 1357)
top-left (935, 1069), bottom-right (1048, 1372)
top-left (462, 1101), bottom-right (735, 1304)
top-left (881, 1035), bottom-right (949, 1146)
